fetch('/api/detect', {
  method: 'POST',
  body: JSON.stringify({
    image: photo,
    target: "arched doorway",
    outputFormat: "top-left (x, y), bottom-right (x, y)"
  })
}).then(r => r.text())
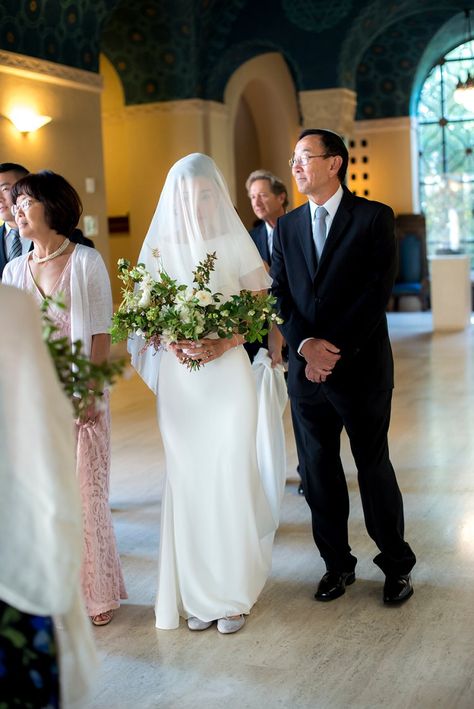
top-left (224, 53), bottom-right (300, 229)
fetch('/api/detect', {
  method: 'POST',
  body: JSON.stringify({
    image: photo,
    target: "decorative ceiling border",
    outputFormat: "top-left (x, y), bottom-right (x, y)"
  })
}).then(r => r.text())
top-left (0, 50), bottom-right (102, 93)
top-left (125, 99), bottom-right (228, 116)
top-left (102, 99), bottom-right (229, 123)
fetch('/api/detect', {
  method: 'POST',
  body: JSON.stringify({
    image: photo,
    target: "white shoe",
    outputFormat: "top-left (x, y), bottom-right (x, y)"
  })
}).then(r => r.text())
top-left (217, 615), bottom-right (245, 634)
top-left (187, 616), bottom-right (213, 631)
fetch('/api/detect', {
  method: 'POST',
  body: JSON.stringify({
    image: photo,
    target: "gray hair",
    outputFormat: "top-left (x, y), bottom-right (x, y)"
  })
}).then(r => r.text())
top-left (245, 169), bottom-right (289, 210)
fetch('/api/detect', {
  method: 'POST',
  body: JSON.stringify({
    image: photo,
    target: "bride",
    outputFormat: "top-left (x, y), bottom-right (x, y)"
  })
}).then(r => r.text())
top-left (129, 153), bottom-right (276, 634)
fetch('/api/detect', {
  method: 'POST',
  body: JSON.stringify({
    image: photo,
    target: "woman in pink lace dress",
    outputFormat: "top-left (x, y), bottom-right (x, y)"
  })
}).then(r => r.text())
top-left (3, 170), bottom-right (127, 626)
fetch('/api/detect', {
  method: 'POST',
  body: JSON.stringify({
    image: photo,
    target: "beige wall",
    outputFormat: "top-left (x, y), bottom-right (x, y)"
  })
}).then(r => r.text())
top-left (0, 50), bottom-right (109, 262)
top-left (349, 117), bottom-right (417, 214)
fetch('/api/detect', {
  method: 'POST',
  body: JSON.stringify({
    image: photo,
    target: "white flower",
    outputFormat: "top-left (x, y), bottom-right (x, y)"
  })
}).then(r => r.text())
top-left (195, 290), bottom-right (213, 307)
top-left (179, 308), bottom-right (192, 323)
top-left (138, 288), bottom-right (151, 308)
top-left (135, 328), bottom-right (144, 337)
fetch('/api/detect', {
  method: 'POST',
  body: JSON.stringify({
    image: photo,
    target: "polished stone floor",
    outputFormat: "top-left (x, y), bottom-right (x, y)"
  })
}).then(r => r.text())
top-left (87, 313), bottom-right (474, 709)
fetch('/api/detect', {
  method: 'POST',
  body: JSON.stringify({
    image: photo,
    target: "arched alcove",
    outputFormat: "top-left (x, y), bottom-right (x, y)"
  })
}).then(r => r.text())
top-left (224, 53), bottom-right (300, 228)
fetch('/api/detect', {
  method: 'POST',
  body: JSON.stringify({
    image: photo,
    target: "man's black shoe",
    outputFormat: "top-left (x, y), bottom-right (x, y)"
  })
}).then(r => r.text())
top-left (383, 574), bottom-right (413, 604)
top-left (314, 570), bottom-right (356, 602)
top-left (297, 483), bottom-right (304, 495)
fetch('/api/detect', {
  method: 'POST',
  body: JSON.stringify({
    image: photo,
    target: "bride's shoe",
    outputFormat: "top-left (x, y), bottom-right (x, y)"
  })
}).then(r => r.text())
top-left (187, 616), bottom-right (213, 631)
top-left (217, 615), bottom-right (245, 634)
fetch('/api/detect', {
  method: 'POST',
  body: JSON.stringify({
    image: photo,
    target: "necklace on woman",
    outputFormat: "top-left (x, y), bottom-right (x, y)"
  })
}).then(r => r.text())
top-left (32, 238), bottom-right (71, 264)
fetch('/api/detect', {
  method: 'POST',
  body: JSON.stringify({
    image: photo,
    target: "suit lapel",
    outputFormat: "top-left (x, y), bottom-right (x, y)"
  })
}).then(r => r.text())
top-left (0, 225), bottom-right (7, 277)
top-left (316, 187), bottom-right (354, 274)
top-left (259, 223), bottom-right (271, 264)
top-left (296, 204), bottom-right (317, 280)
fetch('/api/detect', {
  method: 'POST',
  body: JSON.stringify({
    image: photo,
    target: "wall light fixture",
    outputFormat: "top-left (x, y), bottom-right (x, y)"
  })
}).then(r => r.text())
top-left (5, 108), bottom-right (52, 134)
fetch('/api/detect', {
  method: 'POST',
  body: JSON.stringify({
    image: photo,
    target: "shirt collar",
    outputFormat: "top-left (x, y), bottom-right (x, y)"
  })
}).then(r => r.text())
top-left (308, 184), bottom-right (344, 221)
top-left (264, 221), bottom-right (274, 237)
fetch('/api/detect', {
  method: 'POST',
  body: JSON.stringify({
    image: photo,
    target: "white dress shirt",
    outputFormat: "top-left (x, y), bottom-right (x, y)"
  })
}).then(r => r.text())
top-left (298, 185), bottom-right (344, 355)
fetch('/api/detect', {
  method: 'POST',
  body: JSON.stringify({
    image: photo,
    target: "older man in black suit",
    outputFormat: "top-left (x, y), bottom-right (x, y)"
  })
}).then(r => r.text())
top-left (246, 169), bottom-right (288, 268)
top-left (244, 169), bottom-right (288, 368)
top-left (271, 129), bottom-right (416, 604)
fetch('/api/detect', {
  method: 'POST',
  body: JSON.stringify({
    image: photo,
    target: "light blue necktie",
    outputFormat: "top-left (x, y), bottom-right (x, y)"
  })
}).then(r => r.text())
top-left (8, 229), bottom-right (22, 261)
top-left (313, 206), bottom-right (328, 261)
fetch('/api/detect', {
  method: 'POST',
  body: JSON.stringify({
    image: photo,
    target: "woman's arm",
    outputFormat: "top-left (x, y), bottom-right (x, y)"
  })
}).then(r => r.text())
top-left (80, 333), bottom-right (111, 423)
top-left (90, 333), bottom-right (111, 365)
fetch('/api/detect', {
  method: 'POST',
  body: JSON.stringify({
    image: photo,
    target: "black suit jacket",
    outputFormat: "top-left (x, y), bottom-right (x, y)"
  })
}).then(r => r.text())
top-left (0, 224), bottom-right (8, 279)
top-left (250, 222), bottom-right (271, 266)
top-left (271, 186), bottom-right (396, 397)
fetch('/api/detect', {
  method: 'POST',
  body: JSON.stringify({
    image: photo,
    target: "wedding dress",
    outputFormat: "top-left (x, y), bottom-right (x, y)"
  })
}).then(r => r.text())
top-left (129, 154), bottom-right (277, 628)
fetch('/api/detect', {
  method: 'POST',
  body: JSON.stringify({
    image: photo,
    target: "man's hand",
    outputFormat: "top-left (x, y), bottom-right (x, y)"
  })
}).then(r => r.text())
top-left (300, 338), bottom-right (341, 381)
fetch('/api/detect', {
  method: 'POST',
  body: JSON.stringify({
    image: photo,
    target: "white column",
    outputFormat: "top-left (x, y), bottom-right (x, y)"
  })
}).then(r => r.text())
top-left (429, 255), bottom-right (472, 331)
top-left (298, 88), bottom-right (356, 140)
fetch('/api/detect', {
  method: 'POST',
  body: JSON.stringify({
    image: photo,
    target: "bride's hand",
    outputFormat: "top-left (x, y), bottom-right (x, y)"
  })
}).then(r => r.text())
top-left (175, 337), bottom-right (235, 364)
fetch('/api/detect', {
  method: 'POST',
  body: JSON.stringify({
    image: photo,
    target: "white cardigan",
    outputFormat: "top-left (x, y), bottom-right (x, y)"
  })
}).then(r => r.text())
top-left (3, 244), bottom-right (113, 357)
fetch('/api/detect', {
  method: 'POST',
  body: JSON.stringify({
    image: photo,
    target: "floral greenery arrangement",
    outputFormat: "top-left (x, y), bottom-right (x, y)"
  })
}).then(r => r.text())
top-left (41, 297), bottom-right (125, 420)
top-left (110, 251), bottom-right (282, 370)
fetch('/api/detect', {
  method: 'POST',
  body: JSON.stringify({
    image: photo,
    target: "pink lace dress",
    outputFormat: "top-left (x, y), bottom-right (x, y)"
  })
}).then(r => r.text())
top-left (25, 256), bottom-right (127, 616)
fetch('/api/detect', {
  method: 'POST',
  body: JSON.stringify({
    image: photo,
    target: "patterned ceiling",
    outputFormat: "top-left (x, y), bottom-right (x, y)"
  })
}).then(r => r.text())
top-left (1, 0), bottom-right (473, 119)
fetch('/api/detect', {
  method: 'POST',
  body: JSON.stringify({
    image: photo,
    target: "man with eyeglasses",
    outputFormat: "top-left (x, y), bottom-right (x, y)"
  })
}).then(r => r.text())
top-left (0, 162), bottom-right (94, 280)
top-left (271, 128), bottom-right (416, 606)
top-left (0, 163), bottom-right (30, 279)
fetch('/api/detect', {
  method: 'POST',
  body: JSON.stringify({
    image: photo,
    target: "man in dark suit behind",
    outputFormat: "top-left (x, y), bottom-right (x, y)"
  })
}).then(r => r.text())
top-left (271, 129), bottom-right (416, 605)
top-left (246, 169), bottom-right (288, 268)
top-left (245, 169), bottom-right (288, 366)
top-left (0, 163), bottom-right (29, 279)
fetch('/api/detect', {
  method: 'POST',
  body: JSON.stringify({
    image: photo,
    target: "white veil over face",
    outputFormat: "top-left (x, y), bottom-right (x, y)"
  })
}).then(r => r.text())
top-left (137, 153), bottom-right (271, 292)
top-left (129, 153), bottom-right (271, 392)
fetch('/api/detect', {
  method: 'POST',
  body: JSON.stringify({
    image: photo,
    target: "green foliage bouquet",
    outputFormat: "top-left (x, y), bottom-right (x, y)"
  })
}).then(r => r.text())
top-left (110, 251), bottom-right (282, 370)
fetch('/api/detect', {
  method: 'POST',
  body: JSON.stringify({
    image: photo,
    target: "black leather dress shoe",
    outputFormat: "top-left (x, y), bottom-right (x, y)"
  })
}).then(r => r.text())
top-left (383, 574), bottom-right (413, 604)
top-left (315, 570), bottom-right (356, 602)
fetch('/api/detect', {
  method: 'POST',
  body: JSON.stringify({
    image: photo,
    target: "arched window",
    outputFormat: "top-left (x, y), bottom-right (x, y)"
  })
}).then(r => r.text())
top-left (417, 40), bottom-right (473, 261)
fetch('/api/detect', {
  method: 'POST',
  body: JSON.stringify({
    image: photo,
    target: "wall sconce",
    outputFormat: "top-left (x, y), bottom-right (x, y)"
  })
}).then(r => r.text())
top-left (5, 108), bottom-right (52, 134)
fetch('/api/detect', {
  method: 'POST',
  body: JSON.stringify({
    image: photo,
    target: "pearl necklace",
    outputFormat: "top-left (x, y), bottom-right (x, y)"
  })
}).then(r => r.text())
top-left (32, 238), bottom-right (71, 264)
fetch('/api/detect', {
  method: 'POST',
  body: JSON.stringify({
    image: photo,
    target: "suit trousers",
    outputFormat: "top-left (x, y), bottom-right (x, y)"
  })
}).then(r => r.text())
top-left (291, 384), bottom-right (416, 577)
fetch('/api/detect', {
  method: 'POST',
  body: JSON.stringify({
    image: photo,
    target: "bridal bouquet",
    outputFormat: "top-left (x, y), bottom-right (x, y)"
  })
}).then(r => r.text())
top-left (110, 251), bottom-right (282, 370)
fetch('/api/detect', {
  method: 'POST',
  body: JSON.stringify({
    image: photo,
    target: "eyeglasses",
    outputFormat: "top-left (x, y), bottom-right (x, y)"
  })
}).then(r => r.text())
top-left (11, 198), bottom-right (38, 216)
top-left (289, 154), bottom-right (330, 167)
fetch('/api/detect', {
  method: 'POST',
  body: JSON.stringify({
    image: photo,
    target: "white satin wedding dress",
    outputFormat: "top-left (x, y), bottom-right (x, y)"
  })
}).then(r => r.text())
top-left (129, 153), bottom-right (278, 629)
top-left (155, 342), bottom-right (275, 628)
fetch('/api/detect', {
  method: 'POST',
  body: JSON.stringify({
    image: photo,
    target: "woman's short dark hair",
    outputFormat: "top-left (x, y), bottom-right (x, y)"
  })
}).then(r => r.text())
top-left (11, 170), bottom-right (83, 237)
top-left (298, 129), bottom-right (349, 183)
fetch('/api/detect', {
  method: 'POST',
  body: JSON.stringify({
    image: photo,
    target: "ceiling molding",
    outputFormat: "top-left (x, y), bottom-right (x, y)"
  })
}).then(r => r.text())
top-left (0, 50), bottom-right (102, 92)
